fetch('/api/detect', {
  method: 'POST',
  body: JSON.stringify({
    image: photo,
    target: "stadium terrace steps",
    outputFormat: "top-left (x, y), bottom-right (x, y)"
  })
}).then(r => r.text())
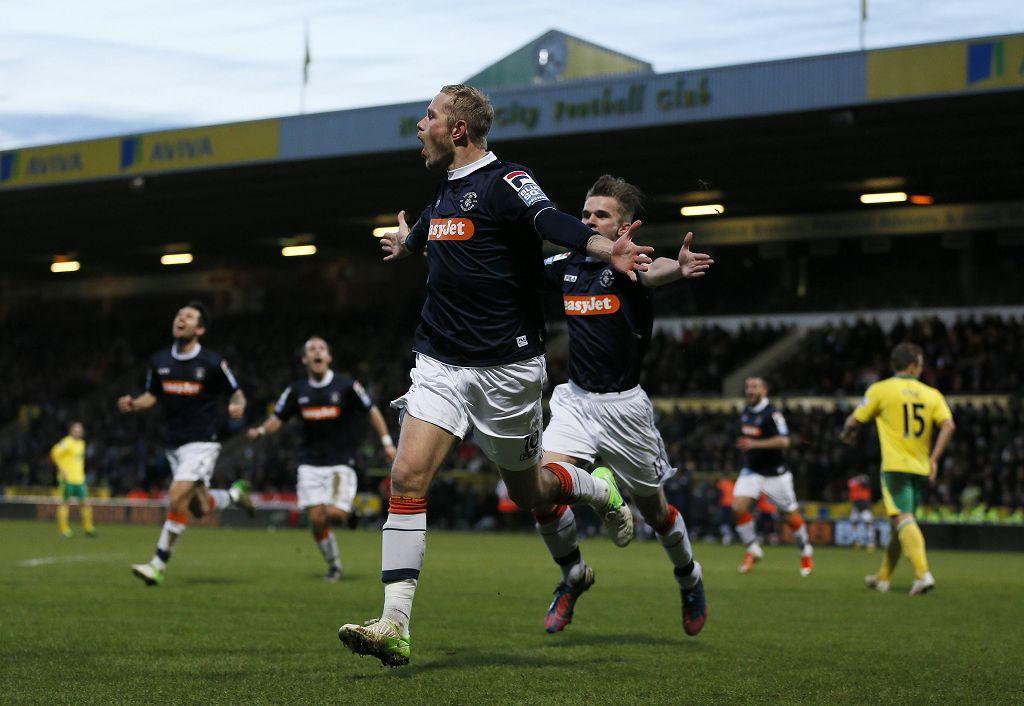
top-left (722, 326), bottom-right (808, 396)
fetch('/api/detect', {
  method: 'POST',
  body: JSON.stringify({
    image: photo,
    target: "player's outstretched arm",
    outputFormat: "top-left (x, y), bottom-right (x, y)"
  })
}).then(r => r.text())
top-left (585, 221), bottom-right (653, 283)
top-left (638, 232), bottom-right (714, 287)
top-left (368, 406), bottom-right (397, 462)
top-left (381, 210), bottom-right (413, 262)
top-left (247, 414), bottom-right (283, 440)
top-left (118, 392), bottom-right (157, 414)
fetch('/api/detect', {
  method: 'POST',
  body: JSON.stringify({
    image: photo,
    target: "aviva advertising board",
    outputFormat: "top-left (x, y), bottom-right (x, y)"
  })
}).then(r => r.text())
top-left (868, 33), bottom-right (1024, 100)
top-left (0, 120), bottom-right (279, 190)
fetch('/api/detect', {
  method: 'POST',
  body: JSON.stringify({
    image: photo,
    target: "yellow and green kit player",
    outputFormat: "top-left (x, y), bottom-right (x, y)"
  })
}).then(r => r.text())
top-left (841, 342), bottom-right (955, 596)
top-left (50, 421), bottom-right (95, 537)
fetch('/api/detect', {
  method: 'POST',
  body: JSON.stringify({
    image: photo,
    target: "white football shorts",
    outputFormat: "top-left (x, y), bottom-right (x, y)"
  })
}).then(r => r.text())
top-left (734, 469), bottom-right (799, 513)
top-left (392, 353), bottom-right (545, 472)
top-left (167, 441), bottom-right (221, 486)
top-left (543, 381), bottom-right (673, 497)
top-left (297, 464), bottom-right (358, 512)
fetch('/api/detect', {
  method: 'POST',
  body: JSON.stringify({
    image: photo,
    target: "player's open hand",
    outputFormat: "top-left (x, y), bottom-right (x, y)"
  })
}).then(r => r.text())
top-left (383, 442), bottom-right (397, 462)
top-left (736, 437), bottom-right (754, 451)
top-left (117, 395), bottom-right (134, 413)
top-left (246, 427), bottom-right (262, 440)
top-left (678, 232), bottom-right (714, 278)
top-left (610, 221), bottom-right (653, 282)
top-left (381, 210), bottom-right (412, 262)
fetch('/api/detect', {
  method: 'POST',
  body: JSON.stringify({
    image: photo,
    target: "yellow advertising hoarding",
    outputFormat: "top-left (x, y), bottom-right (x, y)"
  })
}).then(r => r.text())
top-left (868, 34), bottom-right (1024, 100)
top-left (0, 119), bottom-right (280, 190)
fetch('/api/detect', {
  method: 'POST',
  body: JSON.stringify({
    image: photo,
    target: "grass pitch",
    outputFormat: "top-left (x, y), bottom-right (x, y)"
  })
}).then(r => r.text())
top-left (2, 520), bottom-right (1022, 704)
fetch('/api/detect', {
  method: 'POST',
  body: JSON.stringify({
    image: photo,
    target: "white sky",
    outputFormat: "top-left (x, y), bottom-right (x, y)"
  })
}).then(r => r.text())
top-left (1, 0), bottom-right (1022, 148)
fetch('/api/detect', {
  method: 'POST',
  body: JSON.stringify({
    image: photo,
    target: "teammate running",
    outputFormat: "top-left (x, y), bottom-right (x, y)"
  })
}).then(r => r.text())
top-left (841, 342), bottom-right (955, 595)
top-left (337, 84), bottom-right (653, 667)
top-left (51, 421), bottom-right (95, 537)
top-left (118, 302), bottom-right (254, 586)
top-left (536, 174), bottom-right (711, 636)
top-left (248, 336), bottom-right (397, 581)
top-left (732, 377), bottom-right (814, 576)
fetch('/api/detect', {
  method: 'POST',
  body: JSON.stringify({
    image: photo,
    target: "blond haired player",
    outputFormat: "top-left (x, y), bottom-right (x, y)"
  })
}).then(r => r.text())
top-left (51, 421), bottom-right (95, 537)
top-left (841, 342), bottom-right (955, 596)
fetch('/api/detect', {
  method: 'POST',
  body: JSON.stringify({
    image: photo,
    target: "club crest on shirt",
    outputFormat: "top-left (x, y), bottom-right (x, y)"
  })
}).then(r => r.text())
top-left (600, 269), bottom-right (615, 288)
top-left (194, 367), bottom-right (205, 380)
top-left (331, 391), bottom-right (340, 403)
top-left (459, 191), bottom-right (478, 211)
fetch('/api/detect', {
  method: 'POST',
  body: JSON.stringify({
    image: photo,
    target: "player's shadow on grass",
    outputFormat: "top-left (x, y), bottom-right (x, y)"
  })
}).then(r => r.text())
top-left (347, 651), bottom-right (604, 679)
top-left (178, 576), bottom-right (243, 585)
top-left (542, 632), bottom-right (680, 649)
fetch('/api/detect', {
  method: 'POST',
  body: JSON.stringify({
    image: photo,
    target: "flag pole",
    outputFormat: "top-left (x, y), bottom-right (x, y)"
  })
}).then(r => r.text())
top-left (859, 0), bottom-right (867, 51)
top-left (301, 20), bottom-right (310, 114)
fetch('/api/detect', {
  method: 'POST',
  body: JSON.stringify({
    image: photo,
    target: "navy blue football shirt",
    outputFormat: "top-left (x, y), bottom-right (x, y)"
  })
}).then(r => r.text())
top-left (544, 251), bottom-right (654, 393)
top-left (145, 344), bottom-right (240, 447)
top-left (739, 399), bottom-right (789, 476)
top-left (273, 370), bottom-right (374, 467)
top-left (403, 152), bottom-right (592, 367)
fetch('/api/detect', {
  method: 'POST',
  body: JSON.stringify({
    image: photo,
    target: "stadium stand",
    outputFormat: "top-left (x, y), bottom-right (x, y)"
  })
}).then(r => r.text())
top-left (3, 295), bottom-right (1023, 533)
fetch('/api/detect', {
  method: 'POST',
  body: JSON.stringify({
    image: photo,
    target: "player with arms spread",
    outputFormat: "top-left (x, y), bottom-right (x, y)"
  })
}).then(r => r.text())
top-left (537, 174), bottom-right (712, 636)
top-left (732, 377), bottom-right (815, 576)
top-left (118, 302), bottom-right (254, 586)
top-left (248, 336), bottom-right (396, 581)
top-left (337, 84), bottom-right (653, 667)
top-left (841, 342), bottom-right (955, 595)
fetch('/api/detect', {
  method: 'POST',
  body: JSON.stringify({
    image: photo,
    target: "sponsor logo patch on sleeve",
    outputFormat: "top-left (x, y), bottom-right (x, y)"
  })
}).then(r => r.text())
top-left (503, 170), bottom-right (548, 207)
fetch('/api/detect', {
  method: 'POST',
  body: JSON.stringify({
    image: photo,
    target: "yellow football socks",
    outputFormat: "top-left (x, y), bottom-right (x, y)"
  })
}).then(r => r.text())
top-left (57, 505), bottom-right (71, 536)
top-left (897, 518), bottom-right (929, 580)
top-left (877, 534), bottom-right (902, 581)
top-left (81, 505), bottom-right (95, 534)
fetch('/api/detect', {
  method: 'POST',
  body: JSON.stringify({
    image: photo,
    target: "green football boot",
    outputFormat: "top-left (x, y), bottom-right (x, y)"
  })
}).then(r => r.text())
top-left (592, 466), bottom-right (633, 547)
top-left (131, 562), bottom-right (164, 586)
top-left (338, 618), bottom-right (411, 667)
top-left (230, 480), bottom-right (256, 518)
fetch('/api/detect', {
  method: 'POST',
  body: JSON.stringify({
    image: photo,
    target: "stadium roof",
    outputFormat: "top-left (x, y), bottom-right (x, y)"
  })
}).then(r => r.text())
top-left (1, 32), bottom-right (1022, 277)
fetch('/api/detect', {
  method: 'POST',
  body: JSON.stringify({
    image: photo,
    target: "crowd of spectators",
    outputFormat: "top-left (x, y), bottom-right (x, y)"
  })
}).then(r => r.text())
top-left (772, 315), bottom-right (1024, 395)
top-left (3, 300), bottom-right (1024, 530)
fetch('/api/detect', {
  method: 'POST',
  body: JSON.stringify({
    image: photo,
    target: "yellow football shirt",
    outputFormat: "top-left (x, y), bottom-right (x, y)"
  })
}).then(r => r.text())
top-left (853, 375), bottom-right (952, 476)
top-left (51, 436), bottom-right (86, 485)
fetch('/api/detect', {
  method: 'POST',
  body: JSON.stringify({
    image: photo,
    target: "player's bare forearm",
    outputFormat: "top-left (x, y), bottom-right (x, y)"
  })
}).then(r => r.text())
top-left (369, 406), bottom-right (397, 459)
top-left (119, 392), bottom-right (157, 413)
top-left (228, 390), bottom-right (247, 419)
top-left (930, 419), bottom-right (956, 465)
top-left (638, 257), bottom-right (684, 287)
top-left (248, 415), bottom-right (282, 439)
top-left (753, 437), bottom-right (790, 450)
top-left (840, 414), bottom-right (861, 444)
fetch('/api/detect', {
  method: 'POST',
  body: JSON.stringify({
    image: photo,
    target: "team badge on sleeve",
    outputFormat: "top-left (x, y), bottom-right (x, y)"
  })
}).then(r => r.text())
top-left (503, 170), bottom-right (548, 207)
